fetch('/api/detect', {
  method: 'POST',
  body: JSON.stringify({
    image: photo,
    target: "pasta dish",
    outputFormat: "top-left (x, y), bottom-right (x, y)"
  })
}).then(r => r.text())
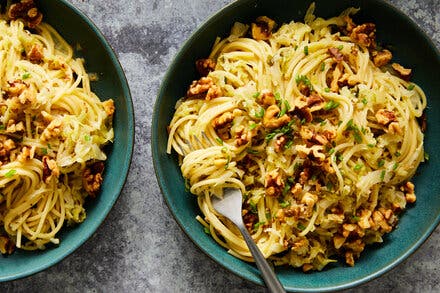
top-left (0, 1), bottom-right (114, 253)
top-left (167, 4), bottom-right (426, 270)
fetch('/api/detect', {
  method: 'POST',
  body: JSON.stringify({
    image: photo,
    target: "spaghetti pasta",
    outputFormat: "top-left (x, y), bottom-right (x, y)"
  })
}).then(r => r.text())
top-left (0, 2), bottom-right (114, 252)
top-left (168, 4), bottom-right (426, 270)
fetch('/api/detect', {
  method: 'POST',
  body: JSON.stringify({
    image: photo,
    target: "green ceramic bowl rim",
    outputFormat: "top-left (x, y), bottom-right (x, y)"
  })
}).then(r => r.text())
top-left (0, 0), bottom-right (134, 282)
top-left (152, 0), bottom-right (439, 291)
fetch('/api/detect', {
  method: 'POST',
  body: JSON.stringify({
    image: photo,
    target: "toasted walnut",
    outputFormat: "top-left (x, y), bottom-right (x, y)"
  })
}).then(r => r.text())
top-left (295, 144), bottom-right (325, 161)
top-left (195, 58), bottom-right (216, 77)
top-left (257, 90), bottom-right (276, 107)
top-left (17, 146), bottom-right (35, 162)
top-left (212, 112), bottom-right (233, 130)
top-left (4, 80), bottom-right (27, 97)
top-left (317, 158), bottom-right (334, 174)
top-left (42, 156), bottom-right (60, 183)
top-left (328, 47), bottom-right (344, 62)
top-left (388, 121), bottom-right (402, 134)
top-left (291, 183), bottom-right (303, 196)
top-left (292, 237), bottom-right (309, 256)
top-left (205, 84), bottom-right (222, 100)
top-left (391, 63), bottom-right (412, 79)
top-left (401, 181), bottom-right (416, 203)
top-left (375, 109), bottom-right (397, 125)
top-left (265, 170), bottom-right (284, 197)
top-left (285, 205), bottom-right (301, 219)
top-left (0, 135), bottom-right (16, 163)
top-left (235, 125), bottom-right (252, 146)
top-left (345, 251), bottom-right (355, 266)
top-left (358, 209), bottom-right (372, 229)
top-left (307, 92), bottom-right (324, 109)
top-left (299, 126), bottom-right (313, 141)
top-left (301, 192), bottom-right (318, 214)
top-left (251, 16), bottom-right (276, 41)
top-left (243, 208), bottom-right (258, 231)
top-left (27, 43), bottom-right (44, 63)
top-left (372, 210), bottom-right (392, 233)
top-left (187, 77), bottom-right (213, 97)
top-left (8, 0), bottom-right (43, 28)
top-left (0, 236), bottom-right (15, 255)
top-left (330, 64), bottom-right (343, 92)
top-left (41, 119), bottom-right (62, 141)
top-left (263, 105), bottom-right (291, 129)
top-left (82, 161), bottom-right (105, 198)
top-left (350, 23), bottom-right (376, 48)
top-left (343, 15), bottom-right (356, 33)
top-left (344, 239), bottom-right (365, 254)
top-left (293, 106), bottom-right (313, 123)
top-left (274, 135), bottom-right (287, 152)
top-left (299, 168), bottom-right (310, 185)
top-left (333, 235), bottom-right (346, 249)
top-left (372, 49), bottom-right (392, 67)
top-left (102, 99), bottom-right (115, 116)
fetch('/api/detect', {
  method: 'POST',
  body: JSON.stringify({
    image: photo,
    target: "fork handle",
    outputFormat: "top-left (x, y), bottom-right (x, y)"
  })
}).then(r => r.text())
top-left (238, 225), bottom-right (286, 293)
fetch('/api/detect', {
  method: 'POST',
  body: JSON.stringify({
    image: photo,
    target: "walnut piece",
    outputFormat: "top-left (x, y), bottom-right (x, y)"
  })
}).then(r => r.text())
top-left (186, 77), bottom-right (221, 100)
top-left (328, 47), bottom-right (344, 62)
top-left (42, 156), bottom-right (60, 183)
top-left (265, 170), bottom-right (284, 197)
top-left (257, 90), bottom-right (276, 107)
top-left (372, 49), bottom-right (392, 67)
top-left (375, 109), bottom-right (397, 125)
top-left (27, 43), bottom-right (44, 63)
top-left (82, 161), bottom-right (105, 198)
top-left (262, 105), bottom-right (291, 129)
top-left (0, 236), bottom-right (15, 255)
top-left (8, 0), bottom-right (43, 28)
top-left (251, 16), bottom-right (276, 41)
top-left (195, 58), bottom-right (216, 77)
top-left (392, 63), bottom-right (412, 79)
top-left (349, 23), bottom-right (376, 48)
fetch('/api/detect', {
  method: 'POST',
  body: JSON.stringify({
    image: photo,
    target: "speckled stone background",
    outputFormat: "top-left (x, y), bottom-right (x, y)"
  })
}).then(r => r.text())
top-left (1, 0), bottom-right (439, 292)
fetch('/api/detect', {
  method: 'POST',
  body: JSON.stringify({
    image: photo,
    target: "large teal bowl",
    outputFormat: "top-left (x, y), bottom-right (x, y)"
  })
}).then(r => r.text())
top-left (0, 0), bottom-right (134, 281)
top-left (152, 0), bottom-right (439, 291)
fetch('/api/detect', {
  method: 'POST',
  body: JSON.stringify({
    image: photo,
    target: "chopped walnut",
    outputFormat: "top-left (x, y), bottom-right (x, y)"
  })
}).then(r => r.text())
top-left (17, 146), bottom-right (35, 162)
top-left (4, 80), bottom-right (27, 97)
top-left (8, 0), bottom-right (43, 28)
top-left (0, 236), bottom-right (15, 255)
top-left (375, 109), bottom-right (397, 125)
top-left (388, 121), bottom-right (402, 134)
top-left (391, 63), bottom-right (412, 79)
top-left (307, 92), bottom-right (324, 109)
top-left (358, 209), bottom-right (372, 229)
top-left (195, 58), bottom-right (216, 76)
top-left (41, 119), bottom-right (62, 141)
top-left (82, 161), bottom-right (105, 198)
top-left (293, 106), bottom-right (313, 123)
top-left (333, 235), bottom-right (346, 249)
top-left (330, 64), bottom-right (343, 92)
top-left (102, 99), bottom-right (115, 116)
top-left (345, 251), bottom-right (355, 266)
top-left (274, 135), bottom-right (287, 152)
top-left (205, 84), bottom-right (222, 100)
top-left (349, 23), bottom-right (376, 48)
top-left (27, 43), bottom-right (44, 63)
top-left (0, 135), bottom-right (16, 163)
top-left (212, 112), bottom-right (233, 130)
top-left (42, 156), bottom-right (60, 183)
top-left (328, 47), bottom-right (344, 62)
top-left (234, 125), bottom-right (251, 146)
top-left (257, 90), bottom-right (276, 107)
top-left (243, 208), bottom-right (258, 231)
top-left (295, 144), bottom-right (325, 161)
top-left (251, 16), bottom-right (276, 41)
top-left (187, 77), bottom-right (214, 98)
top-left (291, 183), bottom-right (303, 196)
top-left (372, 210), bottom-right (392, 233)
top-left (401, 181), bottom-right (416, 203)
top-left (317, 158), bottom-right (335, 174)
top-left (372, 49), bottom-right (392, 67)
top-left (262, 105), bottom-right (291, 129)
top-left (292, 237), bottom-right (309, 256)
top-left (265, 170), bottom-right (284, 197)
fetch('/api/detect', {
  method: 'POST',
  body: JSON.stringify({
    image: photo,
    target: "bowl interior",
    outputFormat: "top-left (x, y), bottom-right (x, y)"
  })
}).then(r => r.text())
top-left (153, 0), bottom-right (440, 291)
top-left (0, 0), bottom-right (134, 281)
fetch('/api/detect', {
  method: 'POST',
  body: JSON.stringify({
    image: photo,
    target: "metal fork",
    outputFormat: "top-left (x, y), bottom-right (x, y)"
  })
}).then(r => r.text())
top-left (212, 188), bottom-right (286, 293)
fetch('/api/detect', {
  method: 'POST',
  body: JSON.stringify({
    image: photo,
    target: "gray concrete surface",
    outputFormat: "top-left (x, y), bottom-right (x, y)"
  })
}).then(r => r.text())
top-left (1, 0), bottom-right (439, 292)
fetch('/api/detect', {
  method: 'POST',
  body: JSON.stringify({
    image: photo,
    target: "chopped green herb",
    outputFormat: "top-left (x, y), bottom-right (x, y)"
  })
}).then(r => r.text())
top-left (246, 148), bottom-right (259, 154)
top-left (265, 132), bottom-right (277, 141)
top-left (255, 107), bottom-right (265, 118)
top-left (311, 174), bottom-right (317, 181)
top-left (282, 182), bottom-right (291, 196)
top-left (326, 181), bottom-right (333, 191)
top-left (252, 92), bottom-right (260, 98)
top-left (424, 152), bottom-right (430, 161)
top-left (295, 75), bottom-right (313, 91)
top-left (22, 72), bottom-right (31, 79)
top-left (351, 215), bottom-right (360, 222)
top-left (380, 170), bottom-right (386, 181)
top-left (324, 100), bottom-right (340, 111)
top-left (5, 169), bottom-right (16, 178)
top-left (361, 126), bottom-right (367, 135)
top-left (353, 132), bottom-right (362, 143)
top-left (47, 143), bottom-right (52, 149)
top-left (41, 148), bottom-right (48, 155)
top-left (294, 162), bottom-right (301, 170)
top-left (249, 123), bottom-right (257, 130)
top-left (361, 97), bottom-right (368, 105)
top-left (265, 212), bottom-right (272, 221)
top-left (320, 120), bottom-right (327, 126)
top-left (378, 159), bottom-right (385, 167)
top-left (336, 154), bottom-right (344, 162)
top-left (84, 135), bottom-right (91, 141)
top-left (297, 223), bottom-right (306, 231)
top-left (215, 138), bottom-right (224, 145)
top-left (304, 45), bottom-right (309, 55)
top-left (393, 162), bottom-right (399, 170)
top-left (367, 143), bottom-right (375, 148)
top-left (324, 87), bottom-right (330, 93)
top-left (337, 45), bottom-right (344, 50)
top-left (407, 84), bottom-right (415, 90)
top-left (284, 100), bottom-right (291, 111)
top-left (249, 201), bottom-right (258, 214)
top-left (354, 163), bottom-right (363, 171)
top-left (203, 227), bottom-right (211, 235)
top-left (0, 124), bottom-right (5, 130)
top-left (279, 200), bottom-right (290, 208)
top-left (274, 92), bottom-right (281, 101)
top-left (284, 139), bottom-right (294, 149)
top-left (253, 221), bottom-right (266, 231)
top-left (221, 147), bottom-right (228, 153)
top-left (328, 148), bottom-right (335, 155)
top-left (320, 62), bottom-right (325, 71)
top-left (224, 155), bottom-right (231, 169)
top-left (395, 151), bottom-right (401, 157)
top-left (300, 118), bottom-right (306, 125)
top-left (338, 120), bottom-right (343, 126)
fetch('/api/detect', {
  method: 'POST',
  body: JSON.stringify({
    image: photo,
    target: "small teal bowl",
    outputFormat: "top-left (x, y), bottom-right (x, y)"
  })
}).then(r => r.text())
top-left (153, 0), bottom-right (439, 291)
top-left (0, 0), bottom-right (134, 281)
